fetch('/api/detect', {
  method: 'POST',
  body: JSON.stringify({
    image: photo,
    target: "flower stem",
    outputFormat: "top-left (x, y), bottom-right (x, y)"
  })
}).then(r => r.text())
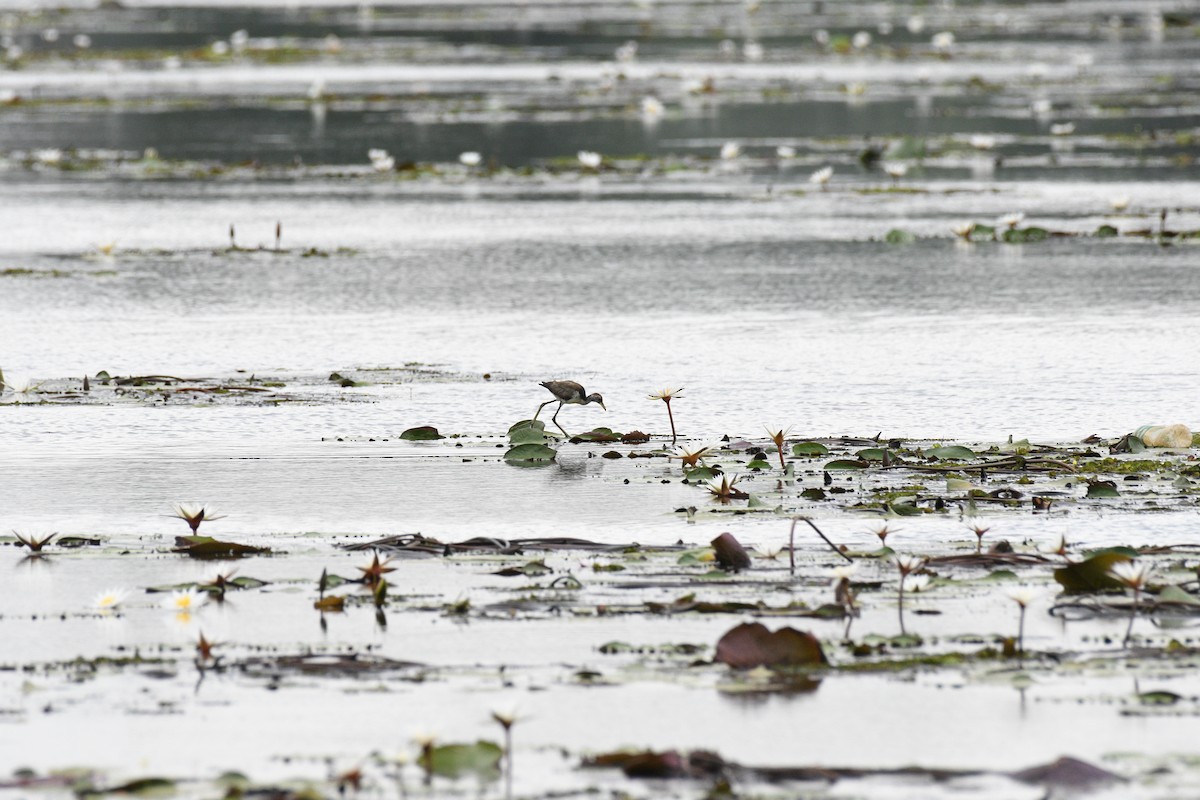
top-left (1123, 587), bottom-right (1139, 648)
top-left (504, 727), bottom-right (513, 800)
top-left (898, 583), bottom-right (907, 636)
top-left (1017, 605), bottom-right (1026, 658)
top-left (665, 400), bottom-right (677, 446)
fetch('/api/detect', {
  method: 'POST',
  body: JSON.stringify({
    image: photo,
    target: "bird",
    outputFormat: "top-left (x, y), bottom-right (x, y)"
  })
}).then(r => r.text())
top-left (534, 380), bottom-right (606, 438)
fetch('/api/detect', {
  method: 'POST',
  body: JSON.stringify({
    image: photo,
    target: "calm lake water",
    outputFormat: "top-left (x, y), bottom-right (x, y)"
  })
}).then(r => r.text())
top-left (2, 2), bottom-right (1200, 797)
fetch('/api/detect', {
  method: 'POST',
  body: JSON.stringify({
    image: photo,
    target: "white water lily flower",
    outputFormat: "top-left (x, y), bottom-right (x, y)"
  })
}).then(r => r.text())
top-left (852, 31), bottom-right (872, 49)
top-left (1000, 212), bottom-right (1025, 229)
top-left (1005, 587), bottom-right (1038, 608)
top-left (72, 34), bottom-right (91, 49)
top-left (813, 29), bottom-right (830, 46)
top-left (1109, 560), bottom-right (1151, 590)
top-left (830, 564), bottom-right (858, 584)
top-left (894, 554), bottom-right (926, 576)
top-left (577, 150), bottom-right (602, 169)
top-left (34, 149), bottom-right (63, 165)
top-left (162, 588), bottom-right (208, 612)
top-left (1031, 98), bottom-right (1052, 116)
top-left (640, 96), bottom-right (664, 117)
top-left (458, 151), bottom-right (482, 167)
top-left (906, 16), bottom-right (926, 35)
top-left (743, 41), bottom-right (764, 62)
top-left (903, 574), bottom-right (931, 593)
top-left (845, 82), bottom-right (867, 96)
top-left (720, 141), bottom-right (741, 160)
top-left (809, 166), bottom-right (833, 186)
top-left (94, 588), bottom-right (132, 610)
top-left (931, 31), bottom-right (955, 50)
top-left (969, 134), bottom-right (996, 150)
top-left (368, 148), bottom-right (394, 171)
top-left (1109, 195), bottom-right (1130, 212)
top-left (952, 222), bottom-right (976, 239)
top-left (307, 78), bottom-right (326, 100)
top-left (883, 162), bottom-right (908, 179)
top-left (776, 145), bottom-right (796, 159)
top-left (614, 40), bottom-right (638, 63)
top-left (210, 40), bottom-right (229, 56)
top-left (1, 374), bottom-right (38, 395)
top-left (1050, 122), bottom-right (1075, 136)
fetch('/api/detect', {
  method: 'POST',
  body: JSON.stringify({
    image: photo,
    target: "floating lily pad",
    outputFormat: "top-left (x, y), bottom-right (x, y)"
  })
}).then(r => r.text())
top-left (885, 228), bottom-right (916, 244)
top-left (400, 426), bottom-right (444, 441)
top-left (172, 536), bottom-right (270, 558)
top-left (824, 459), bottom-right (867, 470)
top-left (421, 741), bottom-right (503, 779)
top-left (927, 445), bottom-right (976, 461)
top-left (571, 428), bottom-right (621, 443)
top-left (745, 458), bottom-right (772, 470)
top-left (792, 442), bottom-right (829, 456)
top-left (1096, 224), bottom-right (1119, 238)
top-left (508, 419), bottom-right (545, 434)
top-left (503, 443), bottom-right (557, 463)
top-left (1053, 549), bottom-right (1133, 593)
top-left (685, 467), bottom-right (719, 481)
top-left (1086, 481), bottom-right (1120, 498)
top-left (508, 426), bottom-right (548, 444)
top-left (714, 622), bottom-right (827, 669)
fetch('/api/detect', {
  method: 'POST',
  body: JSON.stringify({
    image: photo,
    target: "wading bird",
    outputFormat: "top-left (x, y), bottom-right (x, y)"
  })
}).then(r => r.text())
top-left (534, 380), bottom-right (606, 437)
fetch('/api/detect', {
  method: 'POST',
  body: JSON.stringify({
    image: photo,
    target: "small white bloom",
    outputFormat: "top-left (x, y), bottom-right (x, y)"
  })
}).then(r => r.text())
top-left (775, 145), bottom-right (796, 159)
top-left (307, 78), bottom-right (327, 100)
top-left (1109, 560), bottom-right (1151, 590)
top-left (845, 82), bottom-right (867, 96)
top-left (94, 588), bottom-right (132, 610)
top-left (1000, 212), bottom-right (1025, 229)
top-left (458, 151), bottom-right (482, 167)
top-left (34, 149), bottom-right (63, 165)
top-left (42, 28), bottom-right (60, 42)
top-left (1005, 587), bottom-right (1038, 607)
top-left (162, 588), bottom-right (208, 612)
top-left (877, 21), bottom-right (893, 36)
top-left (640, 96), bottom-right (664, 117)
top-left (883, 161), bottom-right (908, 179)
top-left (230, 29), bottom-right (250, 51)
top-left (1049, 122), bottom-right (1075, 136)
top-left (323, 34), bottom-right (342, 53)
top-left (577, 150), bottom-right (602, 169)
top-left (210, 40), bottom-right (229, 56)
top-left (720, 141), bottom-right (741, 160)
top-left (368, 148), bottom-right (395, 172)
top-left (813, 29), bottom-right (830, 46)
top-left (614, 40), bottom-right (638, 63)
top-left (952, 221), bottom-right (975, 238)
top-left (830, 564), bottom-right (858, 584)
top-left (1109, 195), bottom-right (1130, 212)
top-left (809, 166), bottom-right (833, 185)
top-left (743, 41), bottom-right (764, 62)
top-left (903, 574), bottom-right (931, 593)
top-left (906, 16), bottom-right (926, 35)
top-left (931, 31), bottom-right (955, 50)
top-left (718, 39), bottom-right (737, 58)
top-left (969, 134), bottom-right (996, 150)
top-left (72, 34), bottom-right (91, 49)
top-left (852, 31), bottom-right (872, 49)
top-left (894, 554), bottom-right (926, 574)
top-left (1031, 98), bottom-right (1052, 116)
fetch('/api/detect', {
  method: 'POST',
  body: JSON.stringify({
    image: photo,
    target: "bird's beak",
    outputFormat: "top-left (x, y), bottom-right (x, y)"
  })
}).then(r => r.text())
top-left (600, 401), bottom-right (608, 411)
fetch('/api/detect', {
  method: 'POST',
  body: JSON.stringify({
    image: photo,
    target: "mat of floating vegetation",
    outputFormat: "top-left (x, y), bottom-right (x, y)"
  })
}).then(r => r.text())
top-left (342, 534), bottom-right (690, 554)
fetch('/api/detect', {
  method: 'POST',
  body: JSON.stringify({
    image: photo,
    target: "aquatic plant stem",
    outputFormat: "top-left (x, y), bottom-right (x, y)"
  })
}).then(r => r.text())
top-left (788, 519), bottom-right (796, 575)
top-left (504, 726), bottom-right (513, 800)
top-left (898, 582), bottom-right (907, 637)
top-left (797, 517), bottom-right (853, 564)
top-left (665, 399), bottom-right (677, 445)
top-left (1017, 605), bottom-right (1026, 658)
top-left (1123, 586), bottom-right (1140, 648)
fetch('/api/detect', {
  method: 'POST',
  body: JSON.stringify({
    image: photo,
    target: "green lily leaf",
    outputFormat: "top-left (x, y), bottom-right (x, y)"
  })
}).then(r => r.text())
top-left (400, 426), bottom-right (444, 441)
top-left (1053, 550), bottom-right (1131, 593)
top-left (504, 443), bottom-right (557, 463)
top-left (885, 228), bottom-right (916, 244)
top-left (824, 459), bottom-right (867, 470)
top-left (792, 442), bottom-right (829, 456)
top-left (421, 741), bottom-right (503, 779)
top-left (927, 445), bottom-right (976, 461)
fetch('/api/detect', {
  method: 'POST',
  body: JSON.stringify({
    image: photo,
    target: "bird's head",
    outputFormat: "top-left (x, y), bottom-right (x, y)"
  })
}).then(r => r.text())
top-left (586, 393), bottom-right (606, 410)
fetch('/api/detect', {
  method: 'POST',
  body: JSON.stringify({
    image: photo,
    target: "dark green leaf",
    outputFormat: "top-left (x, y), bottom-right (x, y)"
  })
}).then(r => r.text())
top-left (400, 426), bottom-right (444, 441)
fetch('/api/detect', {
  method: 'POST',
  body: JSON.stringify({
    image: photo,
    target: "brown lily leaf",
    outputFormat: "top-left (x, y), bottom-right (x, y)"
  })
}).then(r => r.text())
top-left (711, 532), bottom-right (752, 571)
top-left (173, 536), bottom-right (270, 558)
top-left (714, 622), bottom-right (828, 669)
top-left (1010, 756), bottom-right (1124, 788)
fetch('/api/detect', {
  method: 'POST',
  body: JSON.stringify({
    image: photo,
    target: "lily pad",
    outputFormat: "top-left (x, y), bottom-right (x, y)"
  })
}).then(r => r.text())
top-left (824, 459), bottom-right (867, 470)
top-left (508, 426), bottom-right (548, 444)
top-left (1085, 481), bottom-right (1120, 498)
top-left (421, 741), bottom-right (503, 779)
top-left (172, 536), bottom-right (270, 558)
top-left (885, 228), bottom-right (916, 244)
top-left (400, 426), bottom-right (444, 441)
top-left (927, 445), bottom-right (976, 461)
top-left (714, 622), bottom-right (827, 669)
top-left (1053, 550), bottom-right (1132, 593)
top-left (503, 443), bottom-right (557, 463)
top-left (792, 442), bottom-right (828, 456)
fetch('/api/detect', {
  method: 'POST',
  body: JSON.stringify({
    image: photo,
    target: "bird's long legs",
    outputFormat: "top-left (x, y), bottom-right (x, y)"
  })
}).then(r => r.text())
top-left (533, 399), bottom-right (556, 421)
top-left (550, 403), bottom-right (570, 438)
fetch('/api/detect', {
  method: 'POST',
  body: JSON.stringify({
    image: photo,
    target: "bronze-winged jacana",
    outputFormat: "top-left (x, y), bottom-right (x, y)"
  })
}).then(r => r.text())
top-left (534, 380), bottom-right (606, 438)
